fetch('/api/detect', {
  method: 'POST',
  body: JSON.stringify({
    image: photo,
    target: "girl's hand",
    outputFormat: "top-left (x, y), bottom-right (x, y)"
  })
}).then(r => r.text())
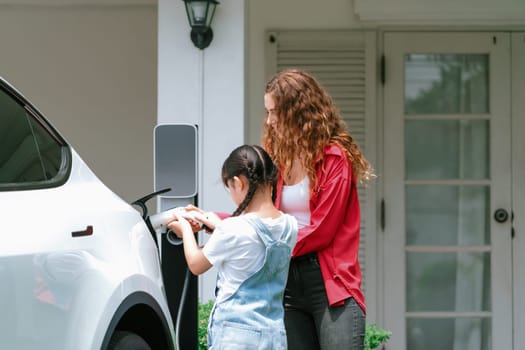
top-left (167, 212), bottom-right (213, 276)
top-left (167, 213), bottom-right (192, 238)
top-left (185, 218), bottom-right (203, 233)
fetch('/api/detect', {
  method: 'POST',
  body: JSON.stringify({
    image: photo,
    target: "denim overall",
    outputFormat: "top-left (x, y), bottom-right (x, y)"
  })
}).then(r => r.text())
top-left (207, 216), bottom-right (295, 350)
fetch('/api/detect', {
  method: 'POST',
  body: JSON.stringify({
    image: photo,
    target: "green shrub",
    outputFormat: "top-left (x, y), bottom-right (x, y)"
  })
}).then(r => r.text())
top-left (198, 300), bottom-right (214, 350)
top-left (197, 301), bottom-right (391, 350)
top-left (364, 323), bottom-right (392, 350)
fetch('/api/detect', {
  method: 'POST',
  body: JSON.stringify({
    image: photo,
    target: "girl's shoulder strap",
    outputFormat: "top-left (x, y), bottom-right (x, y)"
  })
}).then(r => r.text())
top-left (243, 215), bottom-right (273, 246)
top-left (243, 214), bottom-right (294, 246)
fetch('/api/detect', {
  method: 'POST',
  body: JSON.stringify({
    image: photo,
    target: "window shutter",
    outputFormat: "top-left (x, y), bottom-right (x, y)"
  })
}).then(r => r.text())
top-left (266, 30), bottom-right (377, 297)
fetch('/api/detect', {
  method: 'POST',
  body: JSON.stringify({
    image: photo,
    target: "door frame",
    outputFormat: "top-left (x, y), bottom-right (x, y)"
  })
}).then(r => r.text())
top-left (512, 31), bottom-right (525, 350)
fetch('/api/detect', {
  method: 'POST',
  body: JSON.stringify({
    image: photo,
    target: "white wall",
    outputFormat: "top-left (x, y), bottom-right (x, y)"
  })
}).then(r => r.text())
top-left (0, 2), bottom-right (157, 208)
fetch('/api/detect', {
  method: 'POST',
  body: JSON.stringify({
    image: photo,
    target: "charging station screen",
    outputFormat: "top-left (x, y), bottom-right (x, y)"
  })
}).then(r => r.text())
top-left (154, 124), bottom-right (197, 198)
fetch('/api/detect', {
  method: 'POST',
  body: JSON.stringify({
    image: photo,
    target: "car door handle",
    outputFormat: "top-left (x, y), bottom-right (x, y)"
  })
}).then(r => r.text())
top-left (72, 225), bottom-right (94, 237)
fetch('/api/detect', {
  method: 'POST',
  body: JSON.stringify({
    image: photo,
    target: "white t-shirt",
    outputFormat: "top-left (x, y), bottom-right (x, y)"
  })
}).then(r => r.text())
top-left (280, 176), bottom-right (311, 228)
top-left (202, 212), bottom-right (297, 302)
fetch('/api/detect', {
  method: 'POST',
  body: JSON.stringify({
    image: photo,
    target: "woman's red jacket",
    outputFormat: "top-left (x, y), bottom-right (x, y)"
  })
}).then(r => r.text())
top-left (275, 144), bottom-right (366, 312)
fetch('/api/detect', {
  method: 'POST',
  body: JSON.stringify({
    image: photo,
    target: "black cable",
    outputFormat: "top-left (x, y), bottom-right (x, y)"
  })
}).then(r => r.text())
top-left (175, 267), bottom-right (192, 350)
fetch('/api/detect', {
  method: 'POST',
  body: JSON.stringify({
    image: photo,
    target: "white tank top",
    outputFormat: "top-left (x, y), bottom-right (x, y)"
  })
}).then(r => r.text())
top-left (281, 176), bottom-right (310, 228)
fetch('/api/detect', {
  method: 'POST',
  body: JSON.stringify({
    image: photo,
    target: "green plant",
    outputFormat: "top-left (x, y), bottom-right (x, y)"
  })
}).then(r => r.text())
top-left (198, 302), bottom-right (391, 350)
top-left (198, 300), bottom-right (214, 350)
top-left (364, 323), bottom-right (392, 350)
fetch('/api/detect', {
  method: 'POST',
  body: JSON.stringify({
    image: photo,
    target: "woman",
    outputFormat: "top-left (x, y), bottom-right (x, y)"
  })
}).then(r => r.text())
top-left (262, 68), bottom-right (374, 350)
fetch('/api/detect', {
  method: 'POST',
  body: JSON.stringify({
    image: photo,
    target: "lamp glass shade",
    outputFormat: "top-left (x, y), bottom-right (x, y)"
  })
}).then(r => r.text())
top-left (184, 0), bottom-right (217, 28)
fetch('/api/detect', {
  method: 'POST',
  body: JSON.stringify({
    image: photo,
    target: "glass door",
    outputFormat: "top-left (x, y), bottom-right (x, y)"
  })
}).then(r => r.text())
top-left (383, 32), bottom-right (512, 350)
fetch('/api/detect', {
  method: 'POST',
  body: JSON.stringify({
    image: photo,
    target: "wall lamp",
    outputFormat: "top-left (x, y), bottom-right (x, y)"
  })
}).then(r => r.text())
top-left (183, 0), bottom-right (219, 50)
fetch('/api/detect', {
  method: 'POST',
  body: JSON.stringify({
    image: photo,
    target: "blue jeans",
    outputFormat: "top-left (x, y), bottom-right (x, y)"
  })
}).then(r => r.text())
top-left (284, 253), bottom-right (365, 350)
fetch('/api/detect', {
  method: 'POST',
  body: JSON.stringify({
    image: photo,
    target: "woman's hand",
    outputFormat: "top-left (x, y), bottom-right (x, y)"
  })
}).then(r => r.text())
top-left (183, 205), bottom-right (221, 232)
top-left (181, 205), bottom-right (207, 232)
top-left (192, 211), bottom-right (221, 232)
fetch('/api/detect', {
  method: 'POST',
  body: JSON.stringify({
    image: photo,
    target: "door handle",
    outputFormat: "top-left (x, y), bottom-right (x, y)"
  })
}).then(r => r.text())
top-left (72, 225), bottom-right (93, 237)
top-left (494, 209), bottom-right (509, 223)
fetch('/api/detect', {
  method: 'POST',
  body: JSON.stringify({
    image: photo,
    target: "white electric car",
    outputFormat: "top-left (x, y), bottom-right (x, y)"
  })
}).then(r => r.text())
top-left (0, 77), bottom-right (177, 350)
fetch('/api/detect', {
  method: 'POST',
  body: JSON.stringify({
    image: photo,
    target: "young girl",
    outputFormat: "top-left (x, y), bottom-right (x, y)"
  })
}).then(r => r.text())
top-left (167, 144), bottom-right (298, 350)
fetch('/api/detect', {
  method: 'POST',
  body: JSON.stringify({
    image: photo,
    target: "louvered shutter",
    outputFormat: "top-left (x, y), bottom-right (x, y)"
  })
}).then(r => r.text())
top-left (266, 30), bottom-right (377, 298)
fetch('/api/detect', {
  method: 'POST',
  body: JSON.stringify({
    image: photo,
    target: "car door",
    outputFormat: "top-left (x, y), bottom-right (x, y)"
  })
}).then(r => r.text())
top-left (0, 81), bottom-right (108, 349)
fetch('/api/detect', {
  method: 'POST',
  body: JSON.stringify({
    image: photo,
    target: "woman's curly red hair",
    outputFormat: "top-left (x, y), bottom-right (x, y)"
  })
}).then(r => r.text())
top-left (262, 68), bottom-right (374, 186)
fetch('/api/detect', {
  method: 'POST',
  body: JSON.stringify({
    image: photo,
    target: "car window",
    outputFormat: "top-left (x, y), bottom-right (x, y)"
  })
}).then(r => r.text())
top-left (0, 87), bottom-right (67, 189)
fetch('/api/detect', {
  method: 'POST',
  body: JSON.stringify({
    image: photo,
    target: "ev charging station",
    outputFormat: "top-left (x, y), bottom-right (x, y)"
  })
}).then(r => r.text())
top-left (154, 123), bottom-right (199, 350)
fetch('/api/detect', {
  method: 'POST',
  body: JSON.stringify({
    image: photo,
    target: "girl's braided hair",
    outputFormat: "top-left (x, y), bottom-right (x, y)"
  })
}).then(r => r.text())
top-left (221, 145), bottom-right (278, 217)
